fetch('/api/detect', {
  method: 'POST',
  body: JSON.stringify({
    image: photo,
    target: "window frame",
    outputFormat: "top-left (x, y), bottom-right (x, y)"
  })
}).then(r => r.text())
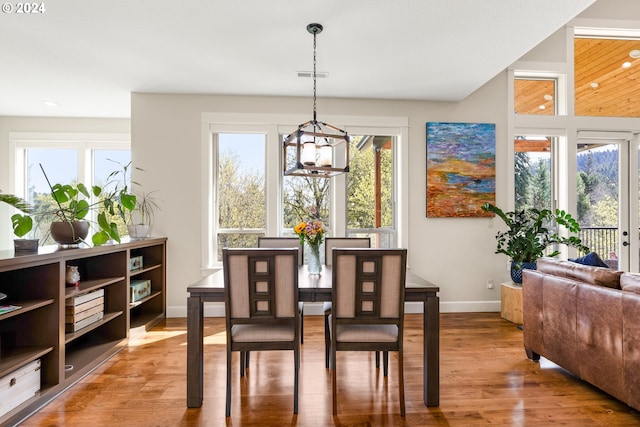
top-left (200, 113), bottom-right (408, 271)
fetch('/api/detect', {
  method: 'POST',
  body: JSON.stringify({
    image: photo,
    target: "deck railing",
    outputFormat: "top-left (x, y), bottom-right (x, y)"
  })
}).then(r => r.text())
top-left (578, 226), bottom-right (618, 266)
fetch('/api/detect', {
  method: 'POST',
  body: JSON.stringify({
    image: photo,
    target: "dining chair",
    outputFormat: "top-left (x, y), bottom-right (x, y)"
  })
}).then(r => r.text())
top-left (222, 248), bottom-right (300, 417)
top-left (330, 248), bottom-right (407, 416)
top-left (257, 237), bottom-right (305, 343)
top-left (323, 237), bottom-right (371, 368)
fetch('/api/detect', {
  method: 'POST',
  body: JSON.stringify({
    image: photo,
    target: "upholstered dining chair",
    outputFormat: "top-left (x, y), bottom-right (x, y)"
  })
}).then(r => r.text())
top-left (323, 237), bottom-right (371, 368)
top-left (257, 237), bottom-right (305, 343)
top-left (330, 248), bottom-right (408, 416)
top-left (222, 248), bottom-right (300, 417)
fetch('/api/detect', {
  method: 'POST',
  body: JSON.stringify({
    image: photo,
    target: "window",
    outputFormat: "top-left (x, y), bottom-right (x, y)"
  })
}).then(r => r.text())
top-left (347, 135), bottom-right (395, 248)
top-left (514, 78), bottom-right (557, 115)
top-left (11, 133), bottom-right (131, 244)
top-left (202, 114), bottom-right (408, 269)
top-left (214, 132), bottom-right (266, 260)
top-left (514, 135), bottom-right (552, 211)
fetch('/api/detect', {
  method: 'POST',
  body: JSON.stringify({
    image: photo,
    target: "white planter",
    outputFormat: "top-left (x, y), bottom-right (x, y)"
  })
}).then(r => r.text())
top-left (127, 224), bottom-right (150, 239)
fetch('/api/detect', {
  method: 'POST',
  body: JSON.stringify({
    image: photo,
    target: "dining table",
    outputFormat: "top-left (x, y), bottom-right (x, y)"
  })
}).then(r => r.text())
top-left (186, 265), bottom-right (440, 408)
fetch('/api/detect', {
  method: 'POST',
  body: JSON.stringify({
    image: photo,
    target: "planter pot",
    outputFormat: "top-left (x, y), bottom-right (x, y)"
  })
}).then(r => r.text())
top-left (14, 238), bottom-right (39, 252)
top-left (510, 261), bottom-right (536, 284)
top-left (127, 224), bottom-right (150, 239)
top-left (50, 221), bottom-right (89, 245)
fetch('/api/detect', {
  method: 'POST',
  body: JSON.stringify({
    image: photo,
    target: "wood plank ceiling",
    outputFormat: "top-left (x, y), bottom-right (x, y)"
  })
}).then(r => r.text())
top-left (514, 37), bottom-right (640, 151)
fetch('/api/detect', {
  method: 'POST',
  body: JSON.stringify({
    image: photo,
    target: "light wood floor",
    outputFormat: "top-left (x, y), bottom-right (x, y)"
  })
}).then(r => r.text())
top-left (20, 313), bottom-right (640, 426)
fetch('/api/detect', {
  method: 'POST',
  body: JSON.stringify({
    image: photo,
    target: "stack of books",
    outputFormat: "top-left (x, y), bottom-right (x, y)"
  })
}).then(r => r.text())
top-left (65, 289), bottom-right (104, 333)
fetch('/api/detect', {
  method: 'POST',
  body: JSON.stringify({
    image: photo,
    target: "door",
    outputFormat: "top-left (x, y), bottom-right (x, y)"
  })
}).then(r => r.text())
top-left (576, 131), bottom-right (635, 271)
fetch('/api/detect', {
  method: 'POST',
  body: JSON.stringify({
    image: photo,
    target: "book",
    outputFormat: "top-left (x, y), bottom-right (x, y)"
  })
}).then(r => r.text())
top-left (65, 310), bottom-right (104, 332)
top-left (65, 297), bottom-right (104, 315)
top-left (65, 288), bottom-right (105, 307)
top-left (0, 305), bottom-right (21, 315)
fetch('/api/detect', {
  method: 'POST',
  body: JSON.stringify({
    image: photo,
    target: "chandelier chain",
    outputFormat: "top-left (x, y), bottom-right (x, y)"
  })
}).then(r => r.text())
top-left (312, 29), bottom-right (317, 123)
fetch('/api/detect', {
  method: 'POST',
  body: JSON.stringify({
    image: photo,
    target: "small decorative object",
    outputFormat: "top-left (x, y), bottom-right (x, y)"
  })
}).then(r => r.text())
top-left (294, 220), bottom-right (324, 275)
top-left (65, 265), bottom-right (80, 288)
top-left (130, 255), bottom-right (143, 271)
top-left (13, 238), bottom-right (38, 252)
top-left (481, 203), bottom-right (589, 284)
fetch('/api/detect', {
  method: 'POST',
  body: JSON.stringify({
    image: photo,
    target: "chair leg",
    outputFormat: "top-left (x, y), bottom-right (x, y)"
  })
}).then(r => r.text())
top-left (324, 311), bottom-right (331, 369)
top-left (375, 351), bottom-right (380, 368)
top-left (226, 349), bottom-right (232, 417)
top-left (383, 351), bottom-right (389, 377)
top-left (332, 351), bottom-right (338, 416)
top-left (398, 351), bottom-right (405, 416)
top-left (300, 302), bottom-right (304, 344)
top-left (294, 344), bottom-right (299, 414)
top-left (240, 351), bottom-right (246, 377)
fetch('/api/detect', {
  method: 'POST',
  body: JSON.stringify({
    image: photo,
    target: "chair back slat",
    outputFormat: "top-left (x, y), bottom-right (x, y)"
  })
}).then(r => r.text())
top-left (224, 248), bottom-right (298, 321)
top-left (333, 248), bottom-right (407, 321)
top-left (258, 237), bottom-right (304, 266)
top-left (324, 237), bottom-right (371, 266)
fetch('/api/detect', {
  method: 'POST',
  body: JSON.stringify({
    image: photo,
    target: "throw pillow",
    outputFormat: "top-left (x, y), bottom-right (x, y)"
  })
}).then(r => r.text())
top-left (569, 252), bottom-right (609, 268)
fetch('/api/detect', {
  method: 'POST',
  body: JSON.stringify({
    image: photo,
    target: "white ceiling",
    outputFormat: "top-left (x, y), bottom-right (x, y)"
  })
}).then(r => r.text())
top-left (0, 0), bottom-right (596, 118)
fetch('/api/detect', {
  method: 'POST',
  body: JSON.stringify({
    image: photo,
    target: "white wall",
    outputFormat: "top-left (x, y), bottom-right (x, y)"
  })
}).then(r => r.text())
top-left (131, 71), bottom-right (510, 317)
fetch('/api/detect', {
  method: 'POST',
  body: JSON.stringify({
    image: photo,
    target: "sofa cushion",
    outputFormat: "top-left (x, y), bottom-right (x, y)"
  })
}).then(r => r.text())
top-left (569, 252), bottom-right (609, 268)
top-left (620, 273), bottom-right (640, 295)
top-left (537, 257), bottom-right (622, 289)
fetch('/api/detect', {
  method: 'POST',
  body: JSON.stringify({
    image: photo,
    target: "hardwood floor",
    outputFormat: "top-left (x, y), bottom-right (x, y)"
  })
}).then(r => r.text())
top-left (20, 313), bottom-right (640, 426)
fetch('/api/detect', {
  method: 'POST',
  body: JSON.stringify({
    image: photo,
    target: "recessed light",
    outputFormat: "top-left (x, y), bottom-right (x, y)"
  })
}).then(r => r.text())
top-left (630, 49), bottom-right (640, 59)
top-left (622, 61), bottom-right (632, 68)
top-left (590, 82), bottom-right (599, 88)
top-left (543, 94), bottom-right (553, 101)
top-left (42, 101), bottom-right (59, 107)
top-left (539, 105), bottom-right (546, 110)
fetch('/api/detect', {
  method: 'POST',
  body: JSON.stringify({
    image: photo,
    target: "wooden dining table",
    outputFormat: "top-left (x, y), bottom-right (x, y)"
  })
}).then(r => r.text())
top-left (186, 265), bottom-right (440, 408)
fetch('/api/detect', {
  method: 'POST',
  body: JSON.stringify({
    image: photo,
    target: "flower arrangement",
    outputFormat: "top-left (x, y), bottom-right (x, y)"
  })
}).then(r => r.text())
top-left (294, 220), bottom-right (325, 274)
top-left (293, 220), bottom-right (325, 247)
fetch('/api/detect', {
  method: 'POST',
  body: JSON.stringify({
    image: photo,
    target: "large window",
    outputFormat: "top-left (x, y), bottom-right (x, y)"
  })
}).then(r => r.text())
top-left (11, 133), bottom-right (131, 244)
top-left (214, 132), bottom-right (266, 260)
top-left (204, 115), bottom-right (407, 268)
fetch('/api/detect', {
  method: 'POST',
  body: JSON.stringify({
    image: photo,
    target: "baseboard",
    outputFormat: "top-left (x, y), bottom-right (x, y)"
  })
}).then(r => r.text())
top-left (166, 300), bottom-right (501, 318)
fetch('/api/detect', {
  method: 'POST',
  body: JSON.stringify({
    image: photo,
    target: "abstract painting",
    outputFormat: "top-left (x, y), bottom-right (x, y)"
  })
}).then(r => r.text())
top-left (426, 122), bottom-right (495, 217)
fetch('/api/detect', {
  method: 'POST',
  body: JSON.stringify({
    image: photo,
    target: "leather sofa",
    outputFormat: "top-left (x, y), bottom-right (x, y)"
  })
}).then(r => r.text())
top-left (522, 257), bottom-right (640, 411)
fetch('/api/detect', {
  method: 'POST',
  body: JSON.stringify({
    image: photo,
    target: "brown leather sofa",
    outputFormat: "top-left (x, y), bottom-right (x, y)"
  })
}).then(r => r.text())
top-left (522, 257), bottom-right (640, 411)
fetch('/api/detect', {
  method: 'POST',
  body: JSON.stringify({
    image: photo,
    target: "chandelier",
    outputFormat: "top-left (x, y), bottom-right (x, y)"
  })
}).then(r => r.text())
top-left (283, 23), bottom-right (350, 178)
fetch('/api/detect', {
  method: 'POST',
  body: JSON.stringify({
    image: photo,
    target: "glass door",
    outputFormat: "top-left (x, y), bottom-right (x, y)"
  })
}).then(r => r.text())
top-left (576, 132), bottom-right (633, 271)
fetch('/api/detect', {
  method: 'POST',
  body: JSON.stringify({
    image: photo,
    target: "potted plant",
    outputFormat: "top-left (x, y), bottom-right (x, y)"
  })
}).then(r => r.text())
top-left (0, 192), bottom-right (38, 251)
top-left (481, 202), bottom-right (589, 283)
top-left (126, 191), bottom-right (161, 239)
top-left (9, 165), bottom-right (136, 247)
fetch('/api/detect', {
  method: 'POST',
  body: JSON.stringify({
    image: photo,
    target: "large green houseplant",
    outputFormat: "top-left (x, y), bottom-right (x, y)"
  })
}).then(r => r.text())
top-left (481, 202), bottom-right (589, 283)
top-left (9, 165), bottom-right (136, 246)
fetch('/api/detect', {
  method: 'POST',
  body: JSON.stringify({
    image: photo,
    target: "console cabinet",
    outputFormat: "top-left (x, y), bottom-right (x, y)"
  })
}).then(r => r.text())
top-left (0, 237), bottom-right (166, 426)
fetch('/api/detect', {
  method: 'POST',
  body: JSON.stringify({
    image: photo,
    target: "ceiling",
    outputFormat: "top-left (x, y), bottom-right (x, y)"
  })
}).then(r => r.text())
top-left (0, 0), bottom-right (596, 118)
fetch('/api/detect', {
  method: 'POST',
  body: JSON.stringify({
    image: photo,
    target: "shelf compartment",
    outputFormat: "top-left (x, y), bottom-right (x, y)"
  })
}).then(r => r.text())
top-left (0, 299), bottom-right (54, 321)
top-left (130, 263), bottom-right (161, 277)
top-left (64, 277), bottom-right (125, 299)
top-left (0, 346), bottom-right (54, 379)
top-left (128, 290), bottom-right (161, 309)
top-left (64, 311), bottom-right (124, 344)
top-left (64, 337), bottom-right (126, 381)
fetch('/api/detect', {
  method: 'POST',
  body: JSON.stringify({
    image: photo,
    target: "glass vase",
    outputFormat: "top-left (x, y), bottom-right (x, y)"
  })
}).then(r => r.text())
top-left (307, 243), bottom-right (322, 275)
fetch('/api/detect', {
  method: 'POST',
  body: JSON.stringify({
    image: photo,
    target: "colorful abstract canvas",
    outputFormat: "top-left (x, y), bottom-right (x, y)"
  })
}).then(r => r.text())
top-left (426, 122), bottom-right (495, 217)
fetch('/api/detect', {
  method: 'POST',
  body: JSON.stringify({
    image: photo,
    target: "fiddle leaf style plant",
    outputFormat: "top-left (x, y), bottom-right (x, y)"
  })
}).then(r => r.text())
top-left (481, 202), bottom-right (589, 266)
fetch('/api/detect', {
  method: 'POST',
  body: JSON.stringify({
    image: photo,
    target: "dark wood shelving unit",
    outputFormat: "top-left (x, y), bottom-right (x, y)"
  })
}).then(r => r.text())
top-left (0, 237), bottom-right (166, 426)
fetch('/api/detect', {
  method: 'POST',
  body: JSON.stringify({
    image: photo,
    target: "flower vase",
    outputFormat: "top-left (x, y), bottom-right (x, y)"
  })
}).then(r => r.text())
top-left (307, 244), bottom-right (322, 275)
